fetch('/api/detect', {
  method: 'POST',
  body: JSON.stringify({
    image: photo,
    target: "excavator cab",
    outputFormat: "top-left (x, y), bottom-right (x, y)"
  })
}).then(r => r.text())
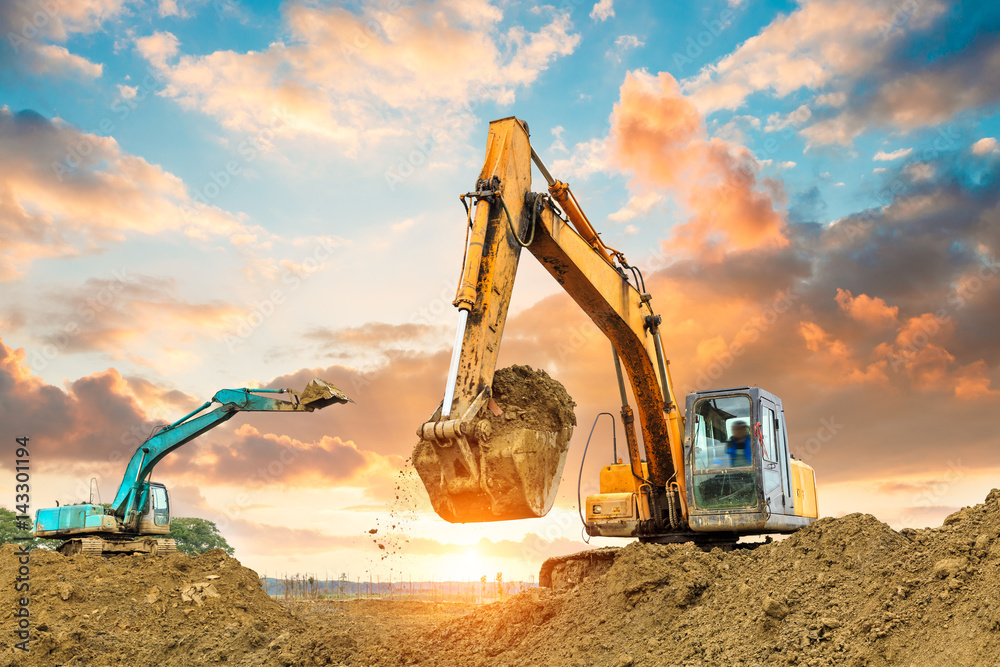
top-left (684, 387), bottom-right (818, 533)
top-left (138, 482), bottom-right (171, 535)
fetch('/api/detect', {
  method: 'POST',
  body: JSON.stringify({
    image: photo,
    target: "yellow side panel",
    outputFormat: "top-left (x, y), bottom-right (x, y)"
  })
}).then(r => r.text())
top-left (599, 462), bottom-right (649, 494)
top-left (586, 493), bottom-right (636, 522)
top-left (790, 460), bottom-right (819, 518)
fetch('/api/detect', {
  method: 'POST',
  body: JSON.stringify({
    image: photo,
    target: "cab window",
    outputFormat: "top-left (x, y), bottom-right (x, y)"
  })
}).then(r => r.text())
top-left (691, 395), bottom-right (757, 510)
top-left (152, 486), bottom-right (169, 526)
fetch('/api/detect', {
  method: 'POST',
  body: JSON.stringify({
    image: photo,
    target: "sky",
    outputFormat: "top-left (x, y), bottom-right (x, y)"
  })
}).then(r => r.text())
top-left (0, 0), bottom-right (998, 582)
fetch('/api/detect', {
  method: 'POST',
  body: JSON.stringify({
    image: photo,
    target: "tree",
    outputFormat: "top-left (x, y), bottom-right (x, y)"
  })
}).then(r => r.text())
top-left (0, 508), bottom-right (61, 550)
top-left (165, 517), bottom-right (234, 556)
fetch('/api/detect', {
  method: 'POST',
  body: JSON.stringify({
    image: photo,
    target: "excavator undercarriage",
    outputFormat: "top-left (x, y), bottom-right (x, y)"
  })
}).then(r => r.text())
top-left (57, 536), bottom-right (179, 557)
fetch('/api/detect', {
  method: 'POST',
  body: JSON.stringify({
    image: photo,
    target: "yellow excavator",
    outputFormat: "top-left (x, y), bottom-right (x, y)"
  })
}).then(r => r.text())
top-left (413, 117), bottom-right (818, 583)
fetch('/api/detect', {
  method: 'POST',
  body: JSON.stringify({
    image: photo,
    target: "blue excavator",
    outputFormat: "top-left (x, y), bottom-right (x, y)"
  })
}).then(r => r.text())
top-left (34, 379), bottom-right (351, 556)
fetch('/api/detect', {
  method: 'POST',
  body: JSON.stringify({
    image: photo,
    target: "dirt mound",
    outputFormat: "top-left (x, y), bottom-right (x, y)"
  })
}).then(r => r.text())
top-left (489, 364), bottom-right (577, 433)
top-left (0, 546), bottom-right (337, 666)
top-left (8, 495), bottom-right (999, 666)
top-left (391, 490), bottom-right (1000, 667)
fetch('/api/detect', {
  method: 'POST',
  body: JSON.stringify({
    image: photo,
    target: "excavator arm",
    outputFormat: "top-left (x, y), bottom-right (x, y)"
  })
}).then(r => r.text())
top-left (35, 378), bottom-right (351, 552)
top-left (414, 117), bottom-right (686, 528)
top-left (109, 379), bottom-right (351, 530)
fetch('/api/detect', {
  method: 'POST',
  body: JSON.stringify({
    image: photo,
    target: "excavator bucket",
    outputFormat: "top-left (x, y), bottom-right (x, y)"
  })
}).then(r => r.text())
top-left (413, 423), bottom-right (573, 523)
top-left (298, 379), bottom-right (353, 410)
top-left (413, 366), bottom-right (576, 523)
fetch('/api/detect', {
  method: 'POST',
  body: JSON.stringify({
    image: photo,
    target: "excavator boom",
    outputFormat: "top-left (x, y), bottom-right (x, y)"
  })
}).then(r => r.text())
top-left (34, 378), bottom-right (351, 553)
top-left (414, 117), bottom-right (685, 526)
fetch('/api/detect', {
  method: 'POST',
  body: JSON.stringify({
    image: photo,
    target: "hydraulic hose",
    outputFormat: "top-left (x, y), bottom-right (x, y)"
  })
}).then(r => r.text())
top-left (578, 412), bottom-right (615, 529)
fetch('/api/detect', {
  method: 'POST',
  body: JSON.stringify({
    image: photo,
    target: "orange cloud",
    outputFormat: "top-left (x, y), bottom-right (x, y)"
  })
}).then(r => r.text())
top-left (0, 108), bottom-right (253, 280)
top-left (954, 360), bottom-right (999, 400)
top-left (139, 1), bottom-right (580, 150)
top-left (158, 423), bottom-right (400, 489)
top-left (835, 288), bottom-right (899, 325)
top-left (607, 70), bottom-right (787, 253)
top-left (799, 321), bottom-right (851, 359)
top-left (682, 0), bottom-right (946, 114)
top-left (0, 338), bottom-right (154, 469)
top-left (0, 0), bottom-right (123, 78)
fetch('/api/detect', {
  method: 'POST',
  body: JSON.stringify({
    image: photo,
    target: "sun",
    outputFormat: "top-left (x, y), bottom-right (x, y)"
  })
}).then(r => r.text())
top-left (436, 548), bottom-right (492, 583)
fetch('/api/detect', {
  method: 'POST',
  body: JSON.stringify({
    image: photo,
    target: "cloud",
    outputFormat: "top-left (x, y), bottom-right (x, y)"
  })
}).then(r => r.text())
top-left (0, 337), bottom-right (155, 469)
top-left (803, 36), bottom-right (1000, 146)
top-left (684, 0), bottom-right (944, 113)
top-left (0, 337), bottom-right (399, 504)
top-left (711, 114), bottom-right (761, 144)
top-left (682, 0), bottom-right (947, 114)
top-left (157, 423), bottom-right (399, 489)
top-left (0, 0), bottom-right (123, 80)
top-left (606, 70), bottom-right (787, 253)
top-left (0, 107), bottom-right (252, 281)
top-left (874, 147), bottom-right (913, 161)
top-left (14, 273), bottom-right (244, 362)
top-left (549, 137), bottom-right (608, 181)
top-left (138, 1), bottom-right (581, 151)
top-left (608, 192), bottom-right (663, 223)
top-left (590, 0), bottom-right (615, 22)
top-left (972, 137), bottom-right (999, 155)
top-left (684, 0), bottom-right (1000, 147)
top-left (606, 34), bottom-right (643, 62)
top-left (135, 31), bottom-right (180, 68)
top-left (953, 360), bottom-right (1000, 400)
top-left (835, 289), bottom-right (899, 326)
top-left (764, 104), bottom-right (812, 132)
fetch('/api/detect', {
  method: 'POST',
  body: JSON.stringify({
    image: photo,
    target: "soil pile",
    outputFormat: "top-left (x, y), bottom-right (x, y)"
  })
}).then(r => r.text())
top-left (4, 490), bottom-right (999, 666)
top-left (0, 546), bottom-right (345, 666)
top-left (489, 364), bottom-right (577, 433)
top-left (390, 490), bottom-right (1000, 667)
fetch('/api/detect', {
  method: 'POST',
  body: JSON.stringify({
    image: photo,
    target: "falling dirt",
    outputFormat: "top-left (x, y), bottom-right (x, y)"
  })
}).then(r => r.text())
top-left (4, 490), bottom-right (1000, 665)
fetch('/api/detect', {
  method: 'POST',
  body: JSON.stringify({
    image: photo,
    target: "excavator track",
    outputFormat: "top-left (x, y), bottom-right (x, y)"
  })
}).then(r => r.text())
top-left (57, 538), bottom-right (105, 556)
top-left (539, 547), bottom-right (619, 590)
top-left (57, 537), bottom-right (178, 557)
top-left (154, 539), bottom-right (179, 555)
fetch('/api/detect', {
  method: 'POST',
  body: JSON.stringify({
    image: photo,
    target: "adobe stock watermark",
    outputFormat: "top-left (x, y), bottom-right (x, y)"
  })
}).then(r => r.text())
top-left (384, 80), bottom-right (491, 192)
top-left (878, 0), bottom-right (925, 36)
top-left (215, 446), bottom-right (302, 533)
top-left (671, 2), bottom-right (748, 73)
top-left (793, 415), bottom-right (843, 463)
top-left (338, 0), bottom-right (405, 62)
top-left (222, 236), bottom-right (341, 351)
top-left (897, 460), bottom-right (966, 528)
top-left (409, 277), bottom-right (460, 327)
top-left (882, 254), bottom-right (999, 375)
top-left (29, 268), bottom-right (136, 372)
top-left (840, 124), bottom-right (962, 243)
top-left (51, 68), bottom-right (166, 182)
top-left (183, 116), bottom-right (286, 218)
top-left (687, 288), bottom-right (799, 393)
top-left (5, 0), bottom-right (69, 54)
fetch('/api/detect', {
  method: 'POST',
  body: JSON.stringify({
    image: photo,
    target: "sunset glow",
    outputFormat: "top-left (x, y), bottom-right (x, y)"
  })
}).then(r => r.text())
top-left (1, 0), bottom-right (998, 584)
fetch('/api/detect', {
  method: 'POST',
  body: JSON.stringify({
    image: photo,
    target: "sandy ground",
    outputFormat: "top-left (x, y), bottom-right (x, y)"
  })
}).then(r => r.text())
top-left (3, 490), bottom-right (1000, 666)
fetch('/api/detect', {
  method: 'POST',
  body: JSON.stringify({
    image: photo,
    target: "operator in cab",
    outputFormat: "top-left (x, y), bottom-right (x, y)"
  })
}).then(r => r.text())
top-left (727, 421), bottom-right (752, 468)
